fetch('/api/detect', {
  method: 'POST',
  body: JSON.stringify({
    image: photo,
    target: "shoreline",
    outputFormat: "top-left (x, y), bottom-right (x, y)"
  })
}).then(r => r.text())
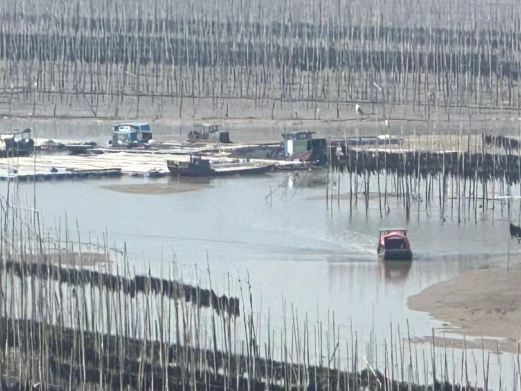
top-left (2, 98), bottom-right (521, 147)
top-left (408, 261), bottom-right (521, 353)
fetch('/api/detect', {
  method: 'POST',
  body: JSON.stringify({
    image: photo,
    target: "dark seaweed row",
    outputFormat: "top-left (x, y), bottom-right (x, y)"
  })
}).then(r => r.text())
top-left (0, 33), bottom-right (515, 77)
top-left (484, 134), bottom-right (520, 150)
top-left (3, 11), bottom-right (521, 49)
top-left (1, 259), bottom-right (240, 317)
top-left (333, 147), bottom-right (521, 184)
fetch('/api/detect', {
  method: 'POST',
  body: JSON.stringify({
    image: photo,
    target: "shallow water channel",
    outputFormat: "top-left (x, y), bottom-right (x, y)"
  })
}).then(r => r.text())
top-left (6, 170), bottom-right (518, 343)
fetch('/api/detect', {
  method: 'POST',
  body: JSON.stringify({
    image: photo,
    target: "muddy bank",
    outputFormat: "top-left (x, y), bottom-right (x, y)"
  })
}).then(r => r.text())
top-left (408, 262), bottom-right (521, 352)
top-left (101, 182), bottom-right (204, 194)
top-left (1, 100), bottom-right (518, 146)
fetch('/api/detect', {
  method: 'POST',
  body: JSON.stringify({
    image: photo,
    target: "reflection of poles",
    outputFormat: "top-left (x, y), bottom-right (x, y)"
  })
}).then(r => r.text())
top-left (508, 197), bottom-right (510, 271)
top-left (498, 195), bottom-right (521, 272)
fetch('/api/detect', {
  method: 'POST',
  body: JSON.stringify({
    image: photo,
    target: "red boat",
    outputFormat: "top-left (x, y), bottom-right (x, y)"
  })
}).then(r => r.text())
top-left (377, 229), bottom-right (413, 261)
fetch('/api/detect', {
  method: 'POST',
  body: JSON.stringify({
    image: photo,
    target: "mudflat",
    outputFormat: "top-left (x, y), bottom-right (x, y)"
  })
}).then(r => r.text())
top-left (100, 182), bottom-right (205, 195)
top-left (408, 262), bottom-right (521, 352)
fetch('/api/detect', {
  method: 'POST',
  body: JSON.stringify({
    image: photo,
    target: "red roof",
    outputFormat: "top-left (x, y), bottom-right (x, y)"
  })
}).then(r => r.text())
top-left (379, 230), bottom-right (410, 248)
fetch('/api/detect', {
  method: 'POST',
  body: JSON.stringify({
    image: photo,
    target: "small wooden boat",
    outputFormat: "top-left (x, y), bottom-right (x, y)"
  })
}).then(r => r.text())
top-left (167, 156), bottom-right (274, 177)
top-left (377, 229), bottom-right (412, 261)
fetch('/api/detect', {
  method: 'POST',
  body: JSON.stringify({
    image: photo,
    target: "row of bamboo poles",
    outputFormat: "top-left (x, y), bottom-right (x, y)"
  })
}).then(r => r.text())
top-left (0, 0), bottom-right (519, 118)
top-left (325, 133), bottom-right (521, 223)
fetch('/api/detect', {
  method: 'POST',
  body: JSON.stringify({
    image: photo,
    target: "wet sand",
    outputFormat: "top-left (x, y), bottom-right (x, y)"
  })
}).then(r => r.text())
top-left (101, 182), bottom-right (204, 194)
top-left (408, 262), bottom-right (521, 352)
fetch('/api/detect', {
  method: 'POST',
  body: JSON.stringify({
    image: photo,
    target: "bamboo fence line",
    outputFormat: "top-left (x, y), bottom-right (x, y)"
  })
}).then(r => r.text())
top-left (0, 0), bottom-right (518, 120)
top-left (317, 132), bottom-right (521, 223)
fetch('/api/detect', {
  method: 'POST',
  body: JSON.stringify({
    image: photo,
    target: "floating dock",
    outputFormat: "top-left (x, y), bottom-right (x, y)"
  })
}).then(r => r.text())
top-left (0, 147), bottom-right (308, 181)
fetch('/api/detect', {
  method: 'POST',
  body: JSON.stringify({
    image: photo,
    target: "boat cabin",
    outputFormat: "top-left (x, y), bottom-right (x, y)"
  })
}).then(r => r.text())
top-left (188, 123), bottom-right (231, 143)
top-left (187, 155), bottom-right (211, 170)
top-left (282, 131), bottom-right (315, 157)
top-left (110, 123), bottom-right (152, 147)
top-left (167, 155), bottom-right (274, 177)
top-left (0, 128), bottom-right (34, 157)
top-left (377, 229), bottom-right (412, 261)
top-left (281, 131), bottom-right (327, 164)
top-left (168, 155), bottom-right (213, 176)
top-left (196, 123), bottom-right (220, 134)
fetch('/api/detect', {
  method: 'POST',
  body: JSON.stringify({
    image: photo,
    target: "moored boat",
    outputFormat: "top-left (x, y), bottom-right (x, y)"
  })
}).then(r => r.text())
top-left (167, 155), bottom-right (274, 177)
top-left (0, 128), bottom-right (34, 157)
top-left (377, 229), bottom-right (412, 261)
top-left (109, 123), bottom-right (152, 148)
top-left (187, 123), bottom-right (232, 143)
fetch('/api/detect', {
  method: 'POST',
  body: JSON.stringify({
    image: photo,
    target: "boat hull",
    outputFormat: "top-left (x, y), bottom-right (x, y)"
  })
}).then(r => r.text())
top-left (210, 165), bottom-right (274, 176)
top-left (167, 160), bottom-right (273, 177)
top-left (378, 248), bottom-right (413, 261)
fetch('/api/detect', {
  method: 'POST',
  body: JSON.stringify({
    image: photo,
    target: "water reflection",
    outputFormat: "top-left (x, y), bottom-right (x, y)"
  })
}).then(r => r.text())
top-left (291, 170), bottom-right (328, 188)
top-left (171, 176), bottom-right (213, 186)
top-left (378, 260), bottom-right (412, 281)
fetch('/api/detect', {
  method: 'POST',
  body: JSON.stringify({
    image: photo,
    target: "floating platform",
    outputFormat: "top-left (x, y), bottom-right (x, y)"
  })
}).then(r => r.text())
top-left (0, 168), bottom-right (122, 181)
top-left (0, 147), bottom-right (309, 181)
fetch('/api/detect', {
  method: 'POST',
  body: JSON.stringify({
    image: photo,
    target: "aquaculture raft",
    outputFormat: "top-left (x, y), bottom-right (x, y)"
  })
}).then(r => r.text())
top-left (0, 148), bottom-right (303, 181)
top-left (0, 168), bottom-right (122, 181)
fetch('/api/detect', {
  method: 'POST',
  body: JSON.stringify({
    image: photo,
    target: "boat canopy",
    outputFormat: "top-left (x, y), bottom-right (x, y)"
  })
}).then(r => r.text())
top-left (379, 228), bottom-right (408, 235)
top-left (192, 123), bottom-right (221, 133)
top-left (378, 228), bottom-right (410, 246)
top-left (0, 128), bottom-right (32, 140)
top-left (111, 123), bottom-right (152, 146)
top-left (379, 230), bottom-right (410, 248)
top-left (281, 131), bottom-right (315, 141)
top-left (112, 123), bottom-right (152, 134)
